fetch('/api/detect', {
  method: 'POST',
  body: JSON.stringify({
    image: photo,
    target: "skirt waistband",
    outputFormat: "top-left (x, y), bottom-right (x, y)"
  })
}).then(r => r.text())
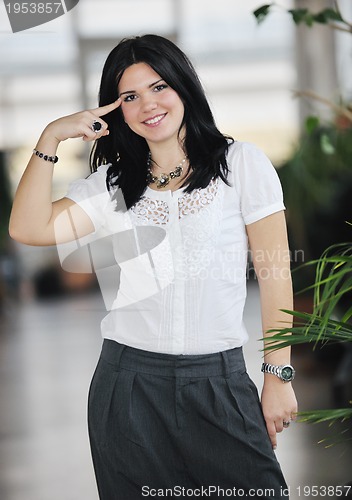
top-left (100, 339), bottom-right (246, 378)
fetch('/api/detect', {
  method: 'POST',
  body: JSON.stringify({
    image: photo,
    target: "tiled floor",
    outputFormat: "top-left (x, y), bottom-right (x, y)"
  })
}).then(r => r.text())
top-left (0, 281), bottom-right (351, 500)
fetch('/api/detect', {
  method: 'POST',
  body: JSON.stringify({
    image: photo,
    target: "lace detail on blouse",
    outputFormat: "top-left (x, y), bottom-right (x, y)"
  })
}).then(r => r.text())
top-left (179, 179), bottom-right (223, 278)
top-left (130, 197), bottom-right (170, 225)
top-left (178, 178), bottom-right (218, 219)
top-left (130, 178), bottom-right (219, 225)
top-left (128, 178), bottom-right (223, 281)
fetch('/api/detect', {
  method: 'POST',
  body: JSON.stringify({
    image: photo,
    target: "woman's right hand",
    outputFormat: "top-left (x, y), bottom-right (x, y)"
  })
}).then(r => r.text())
top-left (9, 98), bottom-right (122, 246)
top-left (43, 98), bottom-right (122, 144)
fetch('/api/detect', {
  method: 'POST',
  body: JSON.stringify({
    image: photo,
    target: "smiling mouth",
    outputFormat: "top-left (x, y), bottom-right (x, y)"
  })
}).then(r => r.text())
top-left (143, 113), bottom-right (166, 126)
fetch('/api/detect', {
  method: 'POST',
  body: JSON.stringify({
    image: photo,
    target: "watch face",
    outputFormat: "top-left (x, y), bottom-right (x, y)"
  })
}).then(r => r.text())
top-left (281, 366), bottom-right (294, 381)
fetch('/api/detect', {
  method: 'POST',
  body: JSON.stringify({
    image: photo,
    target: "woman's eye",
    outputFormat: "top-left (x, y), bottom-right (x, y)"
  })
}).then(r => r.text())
top-left (154, 84), bottom-right (168, 92)
top-left (123, 94), bottom-right (137, 102)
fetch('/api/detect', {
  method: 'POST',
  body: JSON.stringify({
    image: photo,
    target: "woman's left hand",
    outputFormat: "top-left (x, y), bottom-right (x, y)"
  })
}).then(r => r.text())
top-left (261, 380), bottom-right (298, 450)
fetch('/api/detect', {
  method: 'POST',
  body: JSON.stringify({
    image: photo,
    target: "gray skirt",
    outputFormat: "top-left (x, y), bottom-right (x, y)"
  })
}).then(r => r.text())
top-left (88, 339), bottom-right (288, 499)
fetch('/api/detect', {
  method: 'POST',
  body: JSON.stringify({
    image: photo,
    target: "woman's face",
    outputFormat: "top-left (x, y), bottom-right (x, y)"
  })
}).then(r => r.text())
top-left (118, 62), bottom-right (185, 148)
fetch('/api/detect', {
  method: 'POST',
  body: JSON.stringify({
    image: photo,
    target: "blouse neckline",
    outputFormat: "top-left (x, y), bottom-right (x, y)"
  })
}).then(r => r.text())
top-left (145, 184), bottom-right (187, 199)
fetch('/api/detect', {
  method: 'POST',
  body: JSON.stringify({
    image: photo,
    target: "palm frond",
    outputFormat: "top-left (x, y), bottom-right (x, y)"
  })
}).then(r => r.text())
top-left (260, 242), bottom-right (352, 446)
top-left (297, 408), bottom-right (352, 447)
top-left (297, 407), bottom-right (352, 424)
top-left (262, 310), bottom-right (352, 351)
top-left (262, 242), bottom-right (352, 349)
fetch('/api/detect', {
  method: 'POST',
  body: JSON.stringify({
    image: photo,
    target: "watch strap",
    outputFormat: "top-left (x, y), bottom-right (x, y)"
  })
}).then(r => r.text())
top-left (261, 362), bottom-right (280, 377)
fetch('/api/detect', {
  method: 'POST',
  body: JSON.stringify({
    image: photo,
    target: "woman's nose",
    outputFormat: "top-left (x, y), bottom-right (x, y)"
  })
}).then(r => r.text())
top-left (141, 94), bottom-right (157, 113)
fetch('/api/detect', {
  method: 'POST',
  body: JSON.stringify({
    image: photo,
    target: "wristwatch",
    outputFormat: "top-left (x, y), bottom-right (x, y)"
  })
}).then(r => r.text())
top-left (261, 363), bottom-right (295, 382)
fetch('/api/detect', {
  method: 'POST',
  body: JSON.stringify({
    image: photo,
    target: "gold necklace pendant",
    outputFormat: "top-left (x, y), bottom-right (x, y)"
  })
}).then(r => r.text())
top-left (146, 155), bottom-right (187, 189)
top-left (156, 173), bottom-right (171, 188)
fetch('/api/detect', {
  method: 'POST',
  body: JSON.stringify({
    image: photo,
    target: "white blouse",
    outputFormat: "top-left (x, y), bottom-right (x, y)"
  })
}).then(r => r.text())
top-left (63, 141), bottom-right (285, 354)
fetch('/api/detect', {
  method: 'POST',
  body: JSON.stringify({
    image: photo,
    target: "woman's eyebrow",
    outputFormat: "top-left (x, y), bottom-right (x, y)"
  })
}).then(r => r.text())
top-left (119, 79), bottom-right (164, 97)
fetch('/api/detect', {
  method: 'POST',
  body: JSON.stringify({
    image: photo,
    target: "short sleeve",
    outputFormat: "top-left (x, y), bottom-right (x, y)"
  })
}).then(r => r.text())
top-left (65, 164), bottom-right (111, 232)
top-left (228, 142), bottom-right (285, 225)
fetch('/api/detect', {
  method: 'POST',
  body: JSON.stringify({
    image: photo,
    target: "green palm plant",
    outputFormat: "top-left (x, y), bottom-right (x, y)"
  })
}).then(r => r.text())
top-left (264, 241), bottom-right (352, 430)
top-left (264, 249), bottom-right (352, 448)
top-left (254, 1), bottom-right (352, 444)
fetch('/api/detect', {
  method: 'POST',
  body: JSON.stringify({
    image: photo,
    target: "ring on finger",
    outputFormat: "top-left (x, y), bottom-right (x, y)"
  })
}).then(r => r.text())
top-left (92, 120), bottom-right (103, 133)
top-left (283, 421), bottom-right (290, 428)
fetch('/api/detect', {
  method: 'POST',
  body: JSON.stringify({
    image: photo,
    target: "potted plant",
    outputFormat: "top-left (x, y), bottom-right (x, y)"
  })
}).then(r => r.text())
top-left (253, 0), bottom-right (352, 440)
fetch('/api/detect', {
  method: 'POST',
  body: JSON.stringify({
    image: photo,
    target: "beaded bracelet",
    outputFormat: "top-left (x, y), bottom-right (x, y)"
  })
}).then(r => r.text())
top-left (33, 149), bottom-right (59, 164)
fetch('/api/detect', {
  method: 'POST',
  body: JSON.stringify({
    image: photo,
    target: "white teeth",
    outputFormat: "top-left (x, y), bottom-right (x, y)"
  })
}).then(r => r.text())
top-left (145, 115), bottom-right (164, 125)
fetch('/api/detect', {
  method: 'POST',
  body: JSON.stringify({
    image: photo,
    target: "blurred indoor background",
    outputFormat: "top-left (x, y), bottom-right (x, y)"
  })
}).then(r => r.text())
top-left (0, 1), bottom-right (351, 499)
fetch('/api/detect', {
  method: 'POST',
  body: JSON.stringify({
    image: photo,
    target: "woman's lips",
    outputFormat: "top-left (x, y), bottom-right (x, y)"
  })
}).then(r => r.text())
top-left (143, 113), bottom-right (167, 127)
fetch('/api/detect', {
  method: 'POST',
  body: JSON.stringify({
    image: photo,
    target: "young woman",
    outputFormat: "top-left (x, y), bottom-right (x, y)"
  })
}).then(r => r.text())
top-left (10, 34), bottom-right (297, 499)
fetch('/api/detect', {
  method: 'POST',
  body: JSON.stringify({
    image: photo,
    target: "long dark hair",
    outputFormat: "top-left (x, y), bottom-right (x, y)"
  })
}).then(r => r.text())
top-left (90, 34), bottom-right (233, 209)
